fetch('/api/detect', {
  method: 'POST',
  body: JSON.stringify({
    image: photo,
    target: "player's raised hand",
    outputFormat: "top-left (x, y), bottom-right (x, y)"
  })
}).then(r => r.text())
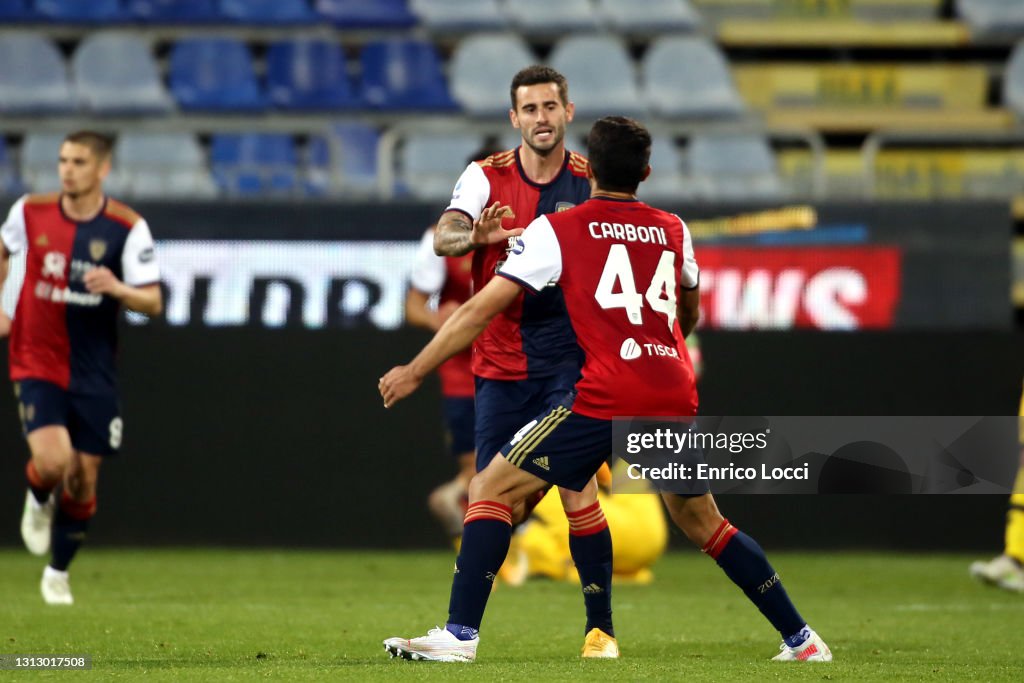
top-left (83, 266), bottom-right (125, 297)
top-left (379, 365), bottom-right (423, 409)
top-left (470, 202), bottom-right (520, 247)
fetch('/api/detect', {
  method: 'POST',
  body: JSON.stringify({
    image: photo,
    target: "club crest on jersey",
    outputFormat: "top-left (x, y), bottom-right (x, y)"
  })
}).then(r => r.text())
top-left (89, 239), bottom-right (107, 261)
top-left (35, 234), bottom-right (49, 247)
top-left (555, 202), bottom-right (575, 212)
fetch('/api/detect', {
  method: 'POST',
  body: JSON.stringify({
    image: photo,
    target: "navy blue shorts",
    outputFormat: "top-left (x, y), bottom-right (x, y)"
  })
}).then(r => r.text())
top-left (499, 392), bottom-right (611, 492)
top-left (442, 396), bottom-right (475, 457)
top-left (14, 379), bottom-right (122, 456)
top-left (474, 367), bottom-right (579, 472)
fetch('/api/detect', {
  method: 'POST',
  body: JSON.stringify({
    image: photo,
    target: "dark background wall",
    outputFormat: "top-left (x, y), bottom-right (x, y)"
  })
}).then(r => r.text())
top-left (2, 328), bottom-right (1021, 551)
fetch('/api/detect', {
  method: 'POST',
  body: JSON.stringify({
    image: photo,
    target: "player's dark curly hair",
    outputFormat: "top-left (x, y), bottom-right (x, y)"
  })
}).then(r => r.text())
top-left (587, 116), bottom-right (651, 194)
top-left (64, 131), bottom-right (114, 160)
top-left (510, 65), bottom-right (569, 109)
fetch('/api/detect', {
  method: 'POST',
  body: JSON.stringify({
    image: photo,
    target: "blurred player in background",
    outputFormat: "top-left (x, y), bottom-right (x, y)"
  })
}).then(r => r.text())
top-left (515, 461), bottom-right (668, 584)
top-left (405, 144), bottom-right (502, 544)
top-left (969, 380), bottom-right (1024, 591)
top-left (0, 131), bottom-right (162, 605)
top-left (430, 66), bottom-right (617, 654)
top-left (380, 117), bottom-right (830, 664)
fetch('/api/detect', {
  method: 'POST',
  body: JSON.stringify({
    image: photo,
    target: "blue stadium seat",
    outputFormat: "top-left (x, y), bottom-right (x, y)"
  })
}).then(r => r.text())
top-left (449, 33), bottom-right (536, 115)
top-left (113, 132), bottom-right (217, 199)
top-left (170, 38), bottom-right (266, 111)
top-left (410, 0), bottom-right (506, 31)
top-left (34, 0), bottom-right (126, 22)
top-left (267, 39), bottom-right (358, 110)
top-left (128, 0), bottom-right (219, 22)
top-left (686, 133), bottom-right (785, 200)
top-left (642, 37), bottom-right (746, 118)
top-left (504, 0), bottom-right (600, 35)
top-left (360, 39), bottom-right (456, 110)
top-left (307, 123), bottom-right (381, 195)
top-left (596, 0), bottom-right (702, 33)
top-left (958, 0), bottom-right (1024, 35)
top-left (219, 0), bottom-right (316, 24)
top-left (72, 33), bottom-right (174, 114)
top-left (315, 0), bottom-right (416, 28)
top-left (1005, 40), bottom-right (1024, 118)
top-left (548, 35), bottom-right (646, 118)
top-left (210, 133), bottom-right (300, 197)
top-left (399, 132), bottom-right (482, 199)
top-left (20, 133), bottom-right (69, 192)
top-left (0, 138), bottom-right (19, 195)
top-left (0, 35), bottom-right (74, 113)
top-left (640, 136), bottom-right (686, 202)
top-left (0, 0), bottom-right (34, 20)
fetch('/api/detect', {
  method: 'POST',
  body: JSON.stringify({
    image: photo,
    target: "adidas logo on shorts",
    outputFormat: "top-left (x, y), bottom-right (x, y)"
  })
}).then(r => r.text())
top-left (532, 456), bottom-right (550, 471)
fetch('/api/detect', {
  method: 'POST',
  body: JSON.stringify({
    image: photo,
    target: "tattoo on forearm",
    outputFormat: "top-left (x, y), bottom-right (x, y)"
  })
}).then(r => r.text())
top-left (434, 214), bottom-right (475, 256)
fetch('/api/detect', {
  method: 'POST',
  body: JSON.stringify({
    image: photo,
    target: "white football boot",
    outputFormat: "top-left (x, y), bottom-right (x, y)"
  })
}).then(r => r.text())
top-left (383, 626), bottom-right (478, 662)
top-left (41, 566), bottom-right (73, 606)
top-left (21, 490), bottom-right (55, 556)
top-left (970, 554), bottom-right (1024, 592)
top-left (772, 629), bottom-right (832, 662)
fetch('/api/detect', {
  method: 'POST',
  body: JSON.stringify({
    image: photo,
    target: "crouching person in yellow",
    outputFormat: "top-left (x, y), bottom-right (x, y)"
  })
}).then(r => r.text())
top-left (502, 462), bottom-right (668, 585)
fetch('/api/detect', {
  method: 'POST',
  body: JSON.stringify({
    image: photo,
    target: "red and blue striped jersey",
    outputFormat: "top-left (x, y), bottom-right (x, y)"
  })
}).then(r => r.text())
top-left (498, 197), bottom-right (699, 419)
top-left (446, 148), bottom-right (590, 381)
top-left (1, 193), bottom-right (159, 395)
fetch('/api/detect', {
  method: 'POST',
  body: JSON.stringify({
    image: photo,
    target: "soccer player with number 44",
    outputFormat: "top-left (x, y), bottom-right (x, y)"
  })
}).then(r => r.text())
top-left (378, 117), bottom-right (831, 664)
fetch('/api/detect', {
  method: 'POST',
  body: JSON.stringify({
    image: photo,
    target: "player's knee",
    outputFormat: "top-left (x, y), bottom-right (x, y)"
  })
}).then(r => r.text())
top-left (558, 482), bottom-right (597, 513)
top-left (30, 453), bottom-right (67, 483)
top-left (467, 468), bottom-right (507, 505)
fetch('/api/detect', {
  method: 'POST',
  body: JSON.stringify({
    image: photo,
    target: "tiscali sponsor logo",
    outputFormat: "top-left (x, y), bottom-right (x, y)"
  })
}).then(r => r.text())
top-left (620, 338), bottom-right (642, 360)
top-left (620, 338), bottom-right (679, 360)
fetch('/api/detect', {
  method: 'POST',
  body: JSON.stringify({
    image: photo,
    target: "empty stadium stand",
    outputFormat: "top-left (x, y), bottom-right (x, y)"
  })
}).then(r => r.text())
top-left (0, 0), bottom-right (1022, 201)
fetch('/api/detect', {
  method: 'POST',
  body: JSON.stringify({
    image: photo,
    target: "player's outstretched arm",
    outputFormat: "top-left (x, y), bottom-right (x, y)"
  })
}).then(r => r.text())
top-left (677, 286), bottom-right (700, 338)
top-left (434, 210), bottom-right (476, 256)
top-left (83, 267), bottom-right (163, 316)
top-left (434, 204), bottom-right (521, 257)
top-left (379, 276), bottom-right (520, 408)
top-left (405, 287), bottom-right (441, 331)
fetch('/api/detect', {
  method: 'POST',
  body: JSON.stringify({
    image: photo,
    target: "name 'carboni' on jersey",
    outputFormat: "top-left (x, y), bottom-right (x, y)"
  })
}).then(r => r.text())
top-left (588, 221), bottom-right (667, 245)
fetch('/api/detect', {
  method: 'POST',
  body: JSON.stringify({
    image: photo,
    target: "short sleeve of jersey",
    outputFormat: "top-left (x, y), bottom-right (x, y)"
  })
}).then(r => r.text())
top-left (444, 162), bottom-right (490, 221)
top-left (1, 249), bottom-right (25, 317)
top-left (409, 228), bottom-right (445, 295)
top-left (497, 216), bottom-right (562, 294)
top-left (122, 219), bottom-right (160, 286)
top-left (676, 215), bottom-right (699, 289)
top-left (0, 195), bottom-right (28, 255)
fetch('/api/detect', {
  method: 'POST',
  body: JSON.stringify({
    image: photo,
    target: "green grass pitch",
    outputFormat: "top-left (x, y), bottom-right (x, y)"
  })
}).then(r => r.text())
top-left (1, 548), bottom-right (1022, 681)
